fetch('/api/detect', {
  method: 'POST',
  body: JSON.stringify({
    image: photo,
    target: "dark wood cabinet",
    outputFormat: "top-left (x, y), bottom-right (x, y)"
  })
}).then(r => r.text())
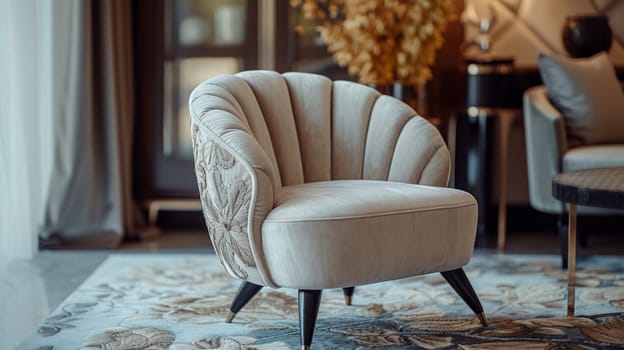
top-left (134, 0), bottom-right (258, 199)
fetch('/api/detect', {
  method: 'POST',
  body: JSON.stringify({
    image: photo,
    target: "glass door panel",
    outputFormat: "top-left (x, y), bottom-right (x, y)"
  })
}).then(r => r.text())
top-left (173, 0), bottom-right (247, 48)
top-left (163, 57), bottom-right (241, 159)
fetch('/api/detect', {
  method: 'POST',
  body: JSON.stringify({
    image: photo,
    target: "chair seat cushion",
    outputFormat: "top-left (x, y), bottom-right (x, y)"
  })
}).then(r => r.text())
top-left (261, 180), bottom-right (477, 289)
top-left (563, 144), bottom-right (624, 172)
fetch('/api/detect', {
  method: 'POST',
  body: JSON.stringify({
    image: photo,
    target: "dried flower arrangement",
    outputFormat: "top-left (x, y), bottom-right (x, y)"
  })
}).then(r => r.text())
top-left (290, 0), bottom-right (456, 86)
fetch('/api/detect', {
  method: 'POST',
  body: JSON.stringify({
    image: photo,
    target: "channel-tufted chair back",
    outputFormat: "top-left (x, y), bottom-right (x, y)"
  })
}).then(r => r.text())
top-left (190, 71), bottom-right (485, 349)
top-left (190, 71), bottom-right (450, 286)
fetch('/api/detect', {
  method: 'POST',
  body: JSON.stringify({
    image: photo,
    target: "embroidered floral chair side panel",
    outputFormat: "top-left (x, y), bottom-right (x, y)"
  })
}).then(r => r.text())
top-left (192, 123), bottom-right (262, 283)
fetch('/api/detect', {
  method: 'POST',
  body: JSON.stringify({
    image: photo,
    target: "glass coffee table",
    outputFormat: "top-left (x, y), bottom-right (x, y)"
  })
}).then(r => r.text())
top-left (552, 167), bottom-right (624, 316)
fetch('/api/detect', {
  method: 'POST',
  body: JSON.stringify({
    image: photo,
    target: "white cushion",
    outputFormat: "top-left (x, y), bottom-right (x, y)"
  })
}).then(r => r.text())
top-left (538, 52), bottom-right (624, 145)
top-left (261, 180), bottom-right (477, 289)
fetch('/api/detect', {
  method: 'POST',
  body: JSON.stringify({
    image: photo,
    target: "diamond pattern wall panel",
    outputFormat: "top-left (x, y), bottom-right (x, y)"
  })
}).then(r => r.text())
top-left (464, 0), bottom-right (624, 67)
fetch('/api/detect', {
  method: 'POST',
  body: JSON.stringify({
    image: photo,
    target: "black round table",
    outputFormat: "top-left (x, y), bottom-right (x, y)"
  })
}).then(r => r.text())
top-left (552, 167), bottom-right (624, 316)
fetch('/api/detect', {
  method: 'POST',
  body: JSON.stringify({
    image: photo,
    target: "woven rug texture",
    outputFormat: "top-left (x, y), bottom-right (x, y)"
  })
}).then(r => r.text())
top-left (18, 253), bottom-right (624, 349)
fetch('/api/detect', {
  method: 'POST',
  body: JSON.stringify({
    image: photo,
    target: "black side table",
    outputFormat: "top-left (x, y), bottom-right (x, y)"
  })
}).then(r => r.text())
top-left (552, 167), bottom-right (624, 316)
top-left (455, 55), bottom-right (518, 248)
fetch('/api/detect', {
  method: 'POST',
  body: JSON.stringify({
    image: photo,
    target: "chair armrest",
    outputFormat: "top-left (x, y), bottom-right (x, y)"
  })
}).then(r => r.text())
top-left (190, 82), bottom-right (279, 287)
top-left (523, 85), bottom-right (568, 214)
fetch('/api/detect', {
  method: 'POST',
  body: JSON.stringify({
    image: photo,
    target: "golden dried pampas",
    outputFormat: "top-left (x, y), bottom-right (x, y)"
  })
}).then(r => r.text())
top-left (292, 0), bottom-right (455, 85)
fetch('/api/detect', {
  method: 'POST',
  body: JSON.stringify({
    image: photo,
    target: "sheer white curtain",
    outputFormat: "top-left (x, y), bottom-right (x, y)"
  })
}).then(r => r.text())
top-left (0, 0), bottom-right (142, 256)
top-left (1, 0), bottom-right (95, 263)
top-left (0, 1), bottom-right (77, 348)
top-left (1, 0), bottom-right (142, 263)
top-left (0, 0), bottom-right (68, 268)
top-left (1, 0), bottom-right (140, 346)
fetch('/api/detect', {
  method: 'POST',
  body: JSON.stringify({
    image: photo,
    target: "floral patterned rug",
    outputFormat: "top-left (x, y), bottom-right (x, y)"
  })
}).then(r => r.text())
top-left (18, 253), bottom-right (624, 349)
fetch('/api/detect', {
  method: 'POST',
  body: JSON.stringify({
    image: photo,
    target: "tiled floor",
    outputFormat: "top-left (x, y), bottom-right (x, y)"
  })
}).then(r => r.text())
top-left (2, 228), bottom-right (622, 349)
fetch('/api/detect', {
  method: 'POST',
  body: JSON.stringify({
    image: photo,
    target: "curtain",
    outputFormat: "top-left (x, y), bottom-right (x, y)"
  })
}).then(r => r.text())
top-left (0, 0), bottom-right (141, 254)
top-left (0, 0), bottom-right (56, 268)
top-left (0, 1), bottom-right (69, 347)
top-left (1, 0), bottom-right (145, 256)
top-left (42, 0), bottom-right (144, 246)
top-left (1, 1), bottom-right (142, 346)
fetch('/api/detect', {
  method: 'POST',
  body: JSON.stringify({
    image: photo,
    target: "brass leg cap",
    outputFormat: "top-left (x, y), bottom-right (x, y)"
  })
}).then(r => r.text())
top-left (301, 346), bottom-right (310, 350)
top-left (225, 311), bottom-right (236, 323)
top-left (345, 295), bottom-right (352, 306)
top-left (477, 312), bottom-right (488, 327)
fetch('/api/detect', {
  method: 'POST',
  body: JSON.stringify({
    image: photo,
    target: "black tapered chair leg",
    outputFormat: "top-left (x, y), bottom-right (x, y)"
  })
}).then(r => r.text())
top-left (299, 289), bottom-right (322, 350)
top-left (441, 268), bottom-right (488, 327)
top-left (226, 281), bottom-right (263, 323)
top-left (342, 287), bottom-right (355, 305)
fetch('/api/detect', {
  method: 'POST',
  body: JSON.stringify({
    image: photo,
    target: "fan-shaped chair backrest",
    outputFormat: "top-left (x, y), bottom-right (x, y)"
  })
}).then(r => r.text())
top-left (189, 71), bottom-right (450, 286)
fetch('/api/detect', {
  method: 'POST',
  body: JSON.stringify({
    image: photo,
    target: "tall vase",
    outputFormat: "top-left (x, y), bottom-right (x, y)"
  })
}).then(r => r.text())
top-left (562, 15), bottom-right (612, 58)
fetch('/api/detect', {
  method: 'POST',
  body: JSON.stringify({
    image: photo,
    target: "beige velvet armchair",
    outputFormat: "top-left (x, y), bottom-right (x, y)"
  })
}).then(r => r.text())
top-left (189, 70), bottom-right (486, 349)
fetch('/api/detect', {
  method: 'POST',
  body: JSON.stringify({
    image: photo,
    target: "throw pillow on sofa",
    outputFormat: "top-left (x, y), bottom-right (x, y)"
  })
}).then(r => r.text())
top-left (538, 52), bottom-right (624, 145)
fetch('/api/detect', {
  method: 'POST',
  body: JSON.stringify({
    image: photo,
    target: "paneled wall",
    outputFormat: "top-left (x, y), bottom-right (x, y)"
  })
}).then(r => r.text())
top-left (463, 0), bottom-right (624, 67)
